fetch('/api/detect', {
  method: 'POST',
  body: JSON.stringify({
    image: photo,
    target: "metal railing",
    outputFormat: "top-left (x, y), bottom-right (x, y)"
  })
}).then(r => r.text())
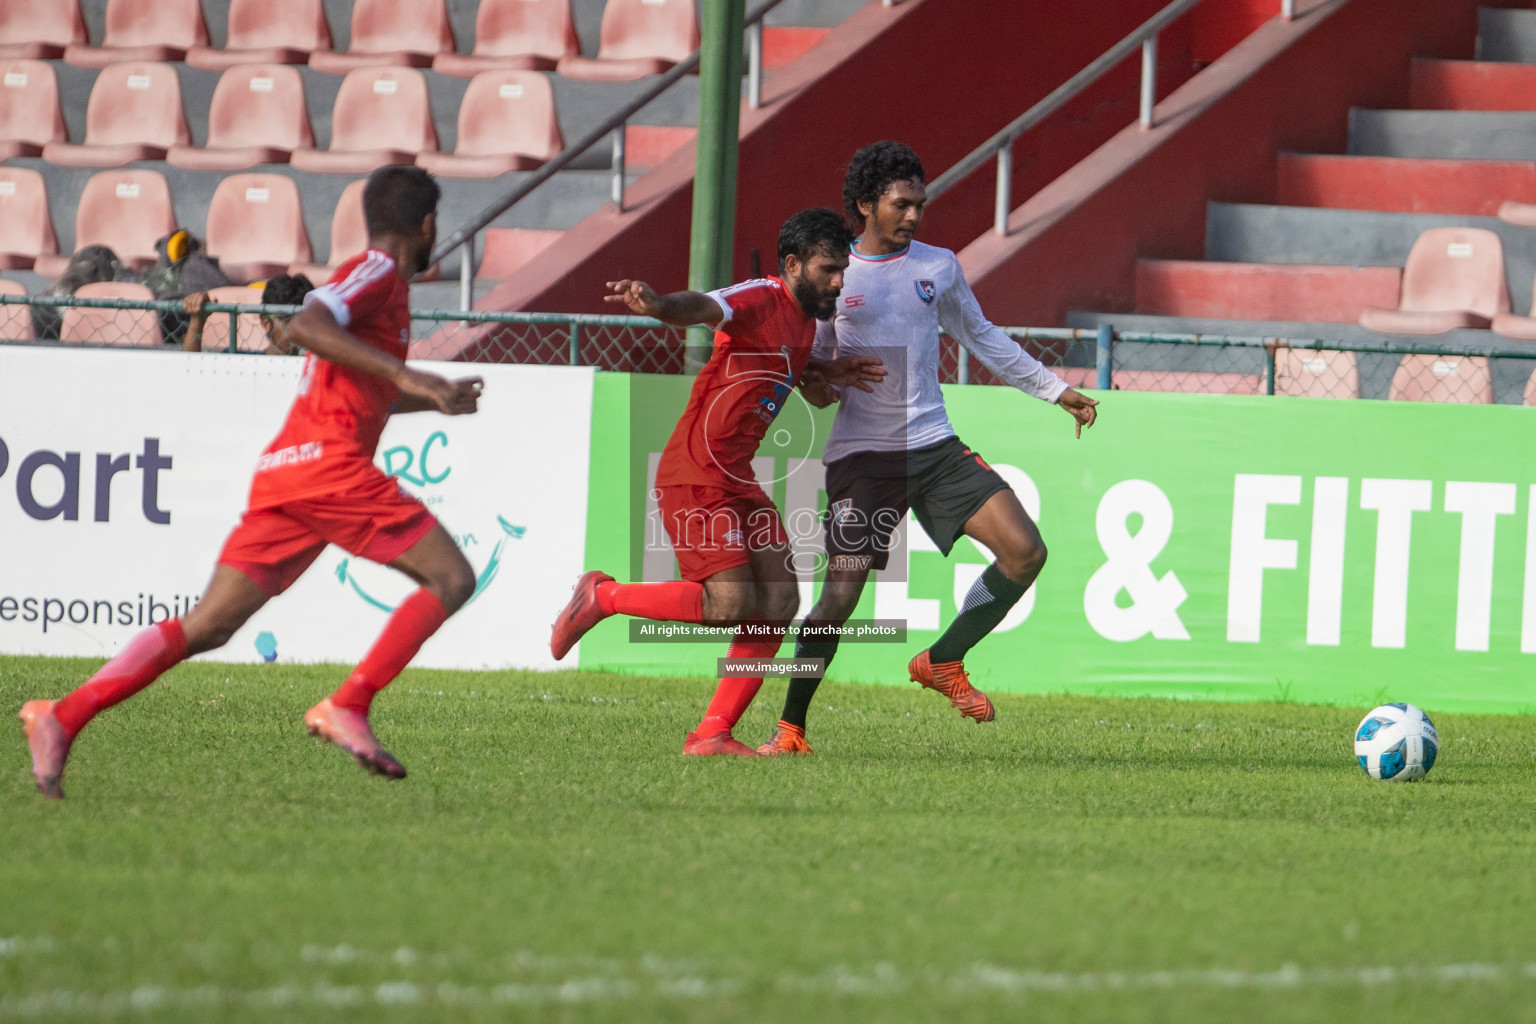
top-left (430, 0), bottom-right (800, 314)
top-left (927, 0), bottom-right (1304, 234)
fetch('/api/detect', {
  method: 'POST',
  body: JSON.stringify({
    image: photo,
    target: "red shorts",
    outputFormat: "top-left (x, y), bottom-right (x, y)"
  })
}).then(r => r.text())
top-left (219, 468), bottom-right (437, 597)
top-left (657, 483), bottom-right (787, 582)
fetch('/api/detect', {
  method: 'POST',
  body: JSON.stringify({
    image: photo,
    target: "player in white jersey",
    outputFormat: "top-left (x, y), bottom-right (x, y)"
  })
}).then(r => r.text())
top-left (757, 141), bottom-right (1098, 756)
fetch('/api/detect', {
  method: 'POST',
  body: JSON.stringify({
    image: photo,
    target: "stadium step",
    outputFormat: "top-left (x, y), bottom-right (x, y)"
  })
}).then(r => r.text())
top-left (1474, 6), bottom-right (1536, 62)
top-left (1134, 259), bottom-right (1401, 323)
top-left (1348, 109), bottom-right (1536, 161)
top-left (1408, 56), bottom-right (1536, 111)
top-left (1275, 154), bottom-right (1536, 217)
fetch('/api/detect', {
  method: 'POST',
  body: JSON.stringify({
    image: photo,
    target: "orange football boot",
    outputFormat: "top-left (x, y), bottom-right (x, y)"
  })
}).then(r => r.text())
top-left (908, 650), bottom-right (995, 723)
top-left (550, 570), bottom-right (615, 661)
top-left (304, 698), bottom-right (406, 779)
top-left (756, 721), bottom-right (813, 756)
top-left (682, 730), bottom-right (759, 756)
top-left (19, 700), bottom-right (71, 799)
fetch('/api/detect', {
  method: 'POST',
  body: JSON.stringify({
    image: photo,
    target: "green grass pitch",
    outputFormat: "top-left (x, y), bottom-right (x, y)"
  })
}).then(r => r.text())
top-left (4, 653), bottom-right (1536, 1022)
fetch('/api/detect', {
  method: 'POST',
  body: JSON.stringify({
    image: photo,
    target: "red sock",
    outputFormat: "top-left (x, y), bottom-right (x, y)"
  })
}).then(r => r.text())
top-left (695, 619), bottom-right (786, 737)
top-left (596, 579), bottom-right (703, 622)
top-left (53, 619), bottom-right (188, 737)
top-left (331, 589), bottom-right (449, 715)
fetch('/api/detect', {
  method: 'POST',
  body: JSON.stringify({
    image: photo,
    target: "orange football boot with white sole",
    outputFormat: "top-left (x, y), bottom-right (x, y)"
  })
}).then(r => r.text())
top-left (682, 729), bottom-right (759, 756)
top-left (908, 650), bottom-right (995, 723)
top-left (19, 700), bottom-right (71, 799)
top-left (756, 721), bottom-right (813, 756)
top-left (304, 698), bottom-right (406, 779)
top-left (550, 570), bottom-right (615, 661)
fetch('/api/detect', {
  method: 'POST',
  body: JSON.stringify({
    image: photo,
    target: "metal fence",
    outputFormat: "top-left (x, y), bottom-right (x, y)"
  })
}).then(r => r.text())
top-left (3, 293), bottom-right (1533, 404)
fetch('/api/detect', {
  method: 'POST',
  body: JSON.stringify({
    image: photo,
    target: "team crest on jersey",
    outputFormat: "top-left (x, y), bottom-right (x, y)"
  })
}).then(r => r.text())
top-left (914, 279), bottom-right (936, 305)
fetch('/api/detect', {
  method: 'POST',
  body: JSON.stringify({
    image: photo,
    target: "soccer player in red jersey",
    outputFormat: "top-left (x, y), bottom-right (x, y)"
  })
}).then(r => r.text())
top-left (18, 166), bottom-right (484, 799)
top-left (550, 208), bottom-right (885, 756)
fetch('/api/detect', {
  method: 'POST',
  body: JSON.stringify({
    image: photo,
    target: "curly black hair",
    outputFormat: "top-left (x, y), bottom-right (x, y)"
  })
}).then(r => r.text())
top-left (842, 141), bottom-right (925, 230)
top-left (261, 273), bottom-right (314, 307)
top-left (777, 207), bottom-right (852, 273)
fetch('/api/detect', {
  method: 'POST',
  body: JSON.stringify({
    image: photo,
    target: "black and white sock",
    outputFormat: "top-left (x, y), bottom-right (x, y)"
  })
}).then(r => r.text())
top-left (929, 562), bottom-right (1028, 664)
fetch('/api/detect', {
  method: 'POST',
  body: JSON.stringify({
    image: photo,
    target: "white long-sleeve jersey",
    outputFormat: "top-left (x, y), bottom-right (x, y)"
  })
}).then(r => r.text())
top-left (813, 240), bottom-right (1068, 463)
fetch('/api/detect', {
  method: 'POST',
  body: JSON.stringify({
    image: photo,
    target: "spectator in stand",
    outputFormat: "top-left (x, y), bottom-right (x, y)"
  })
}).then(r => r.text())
top-left (143, 230), bottom-right (232, 346)
top-left (32, 245), bottom-right (125, 341)
top-left (183, 273), bottom-right (315, 354)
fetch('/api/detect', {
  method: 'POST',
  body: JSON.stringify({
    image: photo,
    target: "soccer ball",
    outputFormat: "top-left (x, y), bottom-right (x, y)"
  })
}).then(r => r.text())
top-left (1354, 703), bottom-right (1438, 782)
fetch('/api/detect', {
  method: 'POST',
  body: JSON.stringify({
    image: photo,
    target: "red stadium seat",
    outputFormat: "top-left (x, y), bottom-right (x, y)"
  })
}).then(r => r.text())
top-left (307, 0), bottom-right (455, 74)
top-left (185, 0), bottom-right (334, 71)
top-left (41, 62), bottom-right (189, 167)
top-left (289, 67), bottom-right (437, 174)
top-left (557, 0), bottom-right (699, 82)
top-left (198, 284), bottom-right (270, 352)
top-left (62, 0), bottom-right (209, 68)
top-left (288, 178), bottom-right (367, 280)
top-left (1359, 227), bottom-right (1509, 334)
top-left (0, 167), bottom-right (58, 270)
top-left (0, 0), bottom-right (87, 60)
top-left (1275, 349), bottom-right (1361, 399)
top-left (60, 281), bottom-right (161, 347)
top-left (1389, 354), bottom-right (1493, 403)
top-left (167, 65), bottom-right (314, 171)
top-left (1491, 272), bottom-right (1536, 340)
top-left (204, 174), bottom-right (314, 284)
top-left (0, 279), bottom-right (35, 342)
top-left (0, 60), bottom-right (67, 160)
top-left (415, 71), bottom-right (562, 178)
top-left (432, 0), bottom-right (578, 76)
top-left (33, 169), bottom-right (177, 278)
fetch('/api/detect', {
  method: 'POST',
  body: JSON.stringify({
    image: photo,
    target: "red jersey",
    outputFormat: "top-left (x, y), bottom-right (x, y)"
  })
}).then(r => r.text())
top-left (247, 250), bottom-right (411, 509)
top-left (655, 277), bottom-right (815, 493)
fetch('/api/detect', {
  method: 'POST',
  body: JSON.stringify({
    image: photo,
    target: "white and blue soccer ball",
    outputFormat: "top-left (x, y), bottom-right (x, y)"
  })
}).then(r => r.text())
top-left (1354, 703), bottom-right (1438, 782)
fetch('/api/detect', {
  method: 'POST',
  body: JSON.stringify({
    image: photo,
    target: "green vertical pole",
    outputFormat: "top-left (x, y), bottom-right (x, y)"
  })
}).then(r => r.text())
top-left (686, 0), bottom-right (745, 369)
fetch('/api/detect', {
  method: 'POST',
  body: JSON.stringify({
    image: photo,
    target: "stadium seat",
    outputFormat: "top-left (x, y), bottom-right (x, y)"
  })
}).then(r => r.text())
top-left (198, 284), bottom-right (269, 352)
top-left (41, 62), bottom-right (190, 167)
top-left (415, 71), bottom-right (562, 178)
top-left (0, 60), bottom-right (67, 160)
top-left (0, 167), bottom-right (58, 270)
top-left (62, 0), bottom-right (209, 68)
top-left (1275, 349), bottom-right (1361, 399)
top-left (0, 0), bottom-right (87, 60)
top-left (1358, 227), bottom-right (1509, 334)
top-left (0, 279), bottom-right (35, 342)
top-left (432, 0), bottom-right (578, 76)
top-left (167, 65), bottom-right (314, 171)
top-left (1499, 199), bottom-right (1536, 228)
top-left (1388, 354), bottom-right (1493, 403)
top-left (289, 68), bottom-right (437, 174)
top-left (479, 227), bottom-right (563, 278)
top-left (60, 281), bottom-right (161, 347)
top-left (557, 0), bottom-right (700, 81)
top-left (204, 174), bottom-right (313, 284)
top-left (185, 0), bottom-right (334, 71)
top-left (287, 179), bottom-right (367, 281)
top-left (33, 169), bottom-right (176, 278)
top-left (307, 0), bottom-right (455, 74)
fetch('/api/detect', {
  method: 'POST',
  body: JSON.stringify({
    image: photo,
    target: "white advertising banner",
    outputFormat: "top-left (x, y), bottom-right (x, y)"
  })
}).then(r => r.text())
top-left (0, 346), bottom-right (594, 669)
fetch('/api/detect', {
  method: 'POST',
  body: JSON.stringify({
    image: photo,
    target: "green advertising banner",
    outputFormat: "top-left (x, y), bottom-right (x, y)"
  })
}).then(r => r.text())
top-left (580, 373), bottom-right (1536, 714)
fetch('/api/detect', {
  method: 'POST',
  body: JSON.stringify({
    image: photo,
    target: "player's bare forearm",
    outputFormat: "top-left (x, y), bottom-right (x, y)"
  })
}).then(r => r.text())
top-left (796, 370), bottom-right (839, 408)
top-left (603, 280), bottom-right (723, 327)
top-left (392, 394), bottom-right (439, 414)
top-left (285, 304), bottom-right (407, 381)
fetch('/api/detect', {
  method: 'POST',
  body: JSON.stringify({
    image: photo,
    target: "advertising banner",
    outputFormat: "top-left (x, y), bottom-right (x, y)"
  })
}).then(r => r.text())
top-left (578, 374), bottom-right (1536, 714)
top-left (0, 347), bottom-right (593, 670)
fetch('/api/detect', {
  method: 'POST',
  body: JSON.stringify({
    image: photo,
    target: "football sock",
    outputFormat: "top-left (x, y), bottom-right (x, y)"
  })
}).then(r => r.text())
top-left (695, 619), bottom-right (785, 737)
top-left (929, 562), bottom-right (1028, 664)
top-left (595, 579), bottom-right (704, 622)
top-left (331, 589), bottom-right (448, 715)
top-left (53, 619), bottom-right (188, 737)
top-left (779, 624), bottom-right (841, 730)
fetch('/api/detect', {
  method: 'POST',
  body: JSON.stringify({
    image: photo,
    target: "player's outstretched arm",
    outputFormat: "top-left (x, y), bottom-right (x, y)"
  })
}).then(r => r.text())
top-left (807, 355), bottom-right (887, 394)
top-left (604, 280), bottom-right (724, 328)
top-left (1058, 387), bottom-right (1099, 439)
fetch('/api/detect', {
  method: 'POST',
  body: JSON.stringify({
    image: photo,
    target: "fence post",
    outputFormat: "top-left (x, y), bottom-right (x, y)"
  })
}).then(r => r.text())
top-left (459, 236), bottom-right (474, 313)
top-left (1096, 324), bottom-right (1113, 390)
top-left (1139, 35), bottom-right (1158, 129)
top-left (957, 343), bottom-right (970, 385)
top-left (611, 126), bottom-right (627, 211)
top-left (568, 323), bottom-right (581, 366)
top-left (226, 309), bottom-right (238, 353)
top-left (1265, 342), bottom-right (1277, 396)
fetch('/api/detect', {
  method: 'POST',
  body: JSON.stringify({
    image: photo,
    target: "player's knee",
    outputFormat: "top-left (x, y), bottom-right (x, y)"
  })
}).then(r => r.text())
top-left (999, 536), bottom-right (1047, 584)
top-left (182, 614), bottom-right (237, 654)
top-left (702, 589), bottom-right (754, 625)
top-left (433, 553), bottom-right (477, 613)
top-left (763, 587), bottom-right (799, 625)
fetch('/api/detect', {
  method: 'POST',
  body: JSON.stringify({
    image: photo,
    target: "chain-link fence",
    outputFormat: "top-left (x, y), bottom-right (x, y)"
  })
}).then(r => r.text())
top-left (4, 293), bottom-right (1534, 404)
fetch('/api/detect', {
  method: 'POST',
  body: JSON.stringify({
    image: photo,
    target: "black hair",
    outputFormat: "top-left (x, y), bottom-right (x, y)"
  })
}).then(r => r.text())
top-left (777, 207), bottom-right (852, 273)
top-left (261, 273), bottom-right (314, 307)
top-left (842, 141), bottom-right (925, 229)
top-left (362, 166), bottom-right (441, 238)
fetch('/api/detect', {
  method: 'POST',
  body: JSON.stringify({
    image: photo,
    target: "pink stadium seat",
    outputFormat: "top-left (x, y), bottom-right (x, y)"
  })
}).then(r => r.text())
top-left (0, 167), bottom-right (58, 270)
top-left (42, 62), bottom-right (189, 167)
top-left (288, 179), bottom-right (367, 281)
top-left (432, 0), bottom-right (578, 76)
top-left (479, 227), bottom-right (563, 278)
top-left (1499, 200), bottom-right (1536, 228)
top-left (0, 59), bottom-right (67, 159)
top-left (1388, 354), bottom-right (1493, 403)
top-left (60, 281), bottom-right (161, 347)
top-left (0, 279), bottom-right (35, 342)
top-left (1491, 273), bottom-right (1536, 340)
top-left (33, 169), bottom-right (176, 278)
top-left (1359, 227), bottom-right (1509, 334)
top-left (198, 285), bottom-right (270, 352)
top-left (289, 67), bottom-right (437, 174)
top-left (204, 174), bottom-right (313, 284)
top-left (1274, 349), bottom-right (1361, 399)
top-left (0, 0), bottom-right (87, 60)
top-left (557, 0), bottom-right (700, 81)
top-left (63, 0), bottom-right (209, 68)
top-left (185, 0), bottom-right (334, 71)
top-left (307, 0), bottom-right (455, 74)
top-left (167, 65), bottom-right (314, 171)
top-left (416, 71), bottom-right (562, 178)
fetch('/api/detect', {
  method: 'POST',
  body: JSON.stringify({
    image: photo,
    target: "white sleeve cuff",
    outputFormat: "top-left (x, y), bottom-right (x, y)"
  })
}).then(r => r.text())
top-left (703, 288), bottom-right (734, 325)
top-left (304, 287), bottom-right (350, 327)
